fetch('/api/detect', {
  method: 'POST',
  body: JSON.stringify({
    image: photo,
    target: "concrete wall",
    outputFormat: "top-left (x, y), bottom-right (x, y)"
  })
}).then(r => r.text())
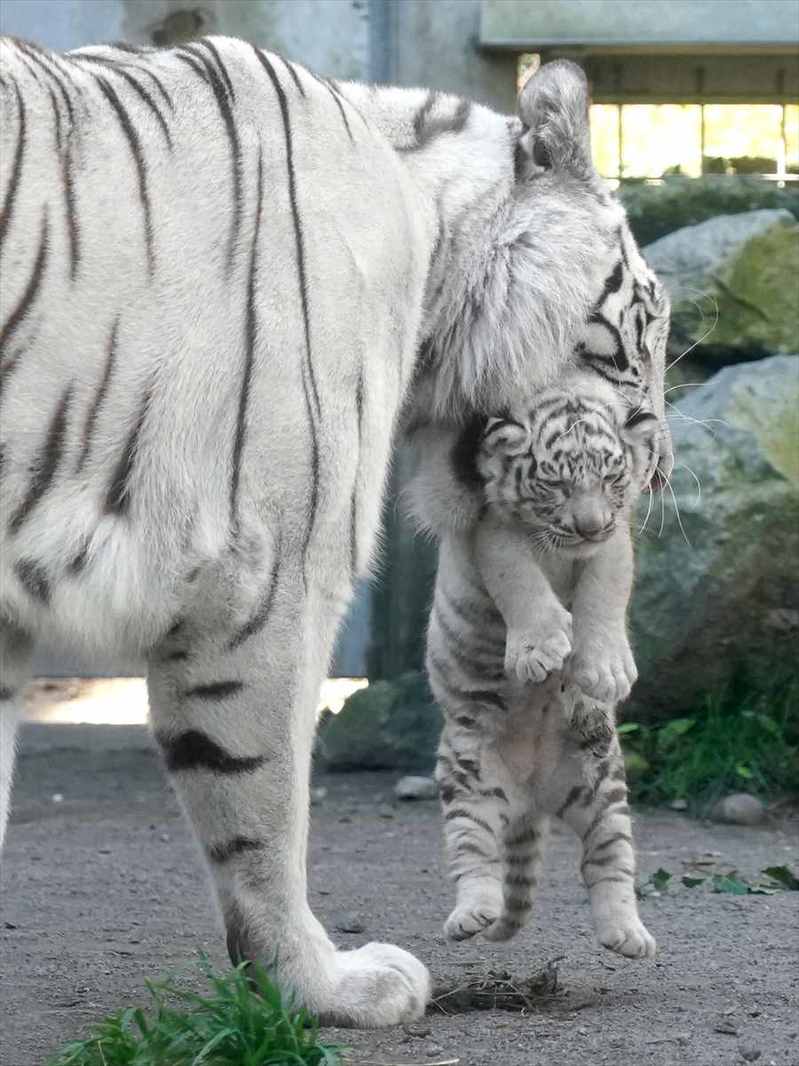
top-left (481, 0), bottom-right (799, 51)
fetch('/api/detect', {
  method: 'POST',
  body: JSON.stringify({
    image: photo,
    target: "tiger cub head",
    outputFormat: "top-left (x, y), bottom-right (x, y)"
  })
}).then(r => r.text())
top-left (476, 375), bottom-right (658, 556)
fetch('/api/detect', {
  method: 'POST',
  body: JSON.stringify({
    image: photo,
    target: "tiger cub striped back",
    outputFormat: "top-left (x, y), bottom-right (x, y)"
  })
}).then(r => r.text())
top-left (427, 374), bottom-right (657, 956)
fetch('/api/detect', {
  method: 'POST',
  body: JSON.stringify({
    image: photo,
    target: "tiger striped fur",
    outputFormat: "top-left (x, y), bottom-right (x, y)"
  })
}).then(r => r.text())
top-left (2, 38), bottom-right (656, 1025)
top-left (425, 373), bottom-right (658, 956)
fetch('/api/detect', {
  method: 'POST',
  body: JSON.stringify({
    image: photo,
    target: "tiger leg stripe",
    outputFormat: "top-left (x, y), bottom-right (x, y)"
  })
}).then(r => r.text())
top-left (227, 532), bottom-right (280, 650)
top-left (182, 680), bottom-right (244, 700)
top-left (554, 757), bottom-right (655, 959)
top-left (155, 729), bottom-right (268, 774)
top-left (206, 836), bottom-right (265, 864)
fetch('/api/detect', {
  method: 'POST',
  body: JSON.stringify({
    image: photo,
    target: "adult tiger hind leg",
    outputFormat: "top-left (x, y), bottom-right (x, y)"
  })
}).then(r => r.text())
top-left (147, 556), bottom-right (430, 1028)
top-left (0, 623), bottom-right (33, 851)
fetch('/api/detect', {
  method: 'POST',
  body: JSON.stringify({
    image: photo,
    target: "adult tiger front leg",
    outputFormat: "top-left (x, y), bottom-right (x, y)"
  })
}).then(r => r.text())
top-left (148, 548), bottom-right (429, 1026)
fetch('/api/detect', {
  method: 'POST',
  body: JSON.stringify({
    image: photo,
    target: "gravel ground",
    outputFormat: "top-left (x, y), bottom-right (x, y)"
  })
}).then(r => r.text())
top-left (1, 723), bottom-right (798, 1066)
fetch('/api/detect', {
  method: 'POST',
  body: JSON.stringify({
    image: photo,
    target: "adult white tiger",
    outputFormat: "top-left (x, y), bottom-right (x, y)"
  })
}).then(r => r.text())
top-left (0, 37), bottom-right (670, 1026)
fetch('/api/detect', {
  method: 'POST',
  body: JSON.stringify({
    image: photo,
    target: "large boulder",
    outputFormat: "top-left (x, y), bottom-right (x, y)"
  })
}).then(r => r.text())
top-left (644, 210), bottom-right (799, 370)
top-left (628, 355), bottom-right (799, 721)
top-left (317, 671), bottom-right (441, 772)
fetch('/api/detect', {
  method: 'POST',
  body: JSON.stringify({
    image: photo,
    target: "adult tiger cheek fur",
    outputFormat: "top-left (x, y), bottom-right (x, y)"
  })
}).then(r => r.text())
top-left (0, 37), bottom-right (665, 1027)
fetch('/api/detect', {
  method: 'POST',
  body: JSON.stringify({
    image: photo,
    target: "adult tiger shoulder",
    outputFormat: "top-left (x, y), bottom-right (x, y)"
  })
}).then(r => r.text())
top-left (0, 38), bottom-right (662, 1029)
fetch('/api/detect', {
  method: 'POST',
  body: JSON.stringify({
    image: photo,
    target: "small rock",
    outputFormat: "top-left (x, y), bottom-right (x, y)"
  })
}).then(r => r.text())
top-left (669, 798), bottom-right (688, 811)
top-left (4, 921), bottom-right (18, 930)
top-left (310, 787), bottom-right (328, 806)
top-left (378, 805), bottom-right (395, 820)
top-left (714, 1019), bottom-right (739, 1036)
top-left (740, 1046), bottom-right (762, 1062)
top-left (394, 775), bottom-right (438, 801)
top-left (335, 915), bottom-right (365, 934)
top-left (51, 793), bottom-right (64, 804)
top-left (711, 794), bottom-right (766, 826)
top-left (403, 1023), bottom-right (432, 1039)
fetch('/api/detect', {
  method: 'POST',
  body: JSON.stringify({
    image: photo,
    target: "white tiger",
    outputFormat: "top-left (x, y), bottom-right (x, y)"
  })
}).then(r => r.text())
top-left (419, 373), bottom-right (659, 954)
top-left (0, 36), bottom-right (669, 1026)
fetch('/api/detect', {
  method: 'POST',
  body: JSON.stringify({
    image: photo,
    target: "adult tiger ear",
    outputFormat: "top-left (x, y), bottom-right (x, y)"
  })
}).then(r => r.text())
top-left (621, 410), bottom-right (660, 448)
top-left (516, 59), bottom-right (591, 179)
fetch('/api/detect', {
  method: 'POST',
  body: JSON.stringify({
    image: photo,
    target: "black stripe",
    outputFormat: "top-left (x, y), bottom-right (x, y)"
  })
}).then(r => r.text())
top-left (136, 66), bottom-right (174, 112)
top-left (113, 66), bottom-right (173, 149)
top-left (310, 73), bottom-right (353, 141)
top-left (157, 730), bottom-right (268, 774)
top-left (0, 207), bottom-right (49, 357)
top-left (350, 370), bottom-right (363, 577)
top-left (207, 837), bottom-right (264, 864)
top-left (556, 785), bottom-right (586, 820)
top-left (184, 680), bottom-right (244, 700)
top-left (14, 39), bottom-right (76, 125)
top-left (183, 43), bottom-right (241, 272)
top-left (276, 54), bottom-right (306, 97)
top-left (197, 38), bottom-right (237, 101)
top-left (61, 137), bottom-right (80, 281)
top-left (77, 319), bottom-right (118, 472)
top-left (15, 558), bottom-right (50, 605)
top-left (0, 687), bottom-right (16, 701)
top-left (581, 788), bottom-right (629, 842)
top-left (68, 541), bottom-right (90, 575)
top-left (398, 93), bottom-right (471, 153)
top-left (445, 807), bottom-right (495, 835)
top-left (227, 529), bottom-right (281, 649)
top-left (47, 86), bottom-right (63, 150)
top-left (105, 385), bottom-right (150, 515)
top-left (9, 384), bottom-right (73, 535)
top-left (597, 260), bottom-right (624, 306)
top-left (252, 48), bottom-right (322, 580)
top-left (229, 148), bottom-right (263, 534)
top-left (94, 74), bottom-right (155, 273)
top-left (174, 51), bottom-right (209, 83)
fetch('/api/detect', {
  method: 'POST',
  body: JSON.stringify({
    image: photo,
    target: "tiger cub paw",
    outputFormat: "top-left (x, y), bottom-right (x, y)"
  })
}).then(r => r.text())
top-left (505, 608), bottom-right (573, 684)
top-left (570, 634), bottom-right (637, 704)
top-left (444, 882), bottom-right (503, 941)
top-left (596, 916), bottom-right (657, 960)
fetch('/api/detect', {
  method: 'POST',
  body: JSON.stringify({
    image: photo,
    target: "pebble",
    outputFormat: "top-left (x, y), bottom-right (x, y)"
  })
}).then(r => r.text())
top-left (740, 1046), bottom-right (762, 1062)
top-left (394, 775), bottom-right (438, 801)
top-left (669, 798), bottom-right (688, 811)
top-left (378, 805), bottom-right (395, 820)
top-left (711, 794), bottom-right (766, 826)
top-left (335, 915), bottom-right (365, 934)
top-left (310, 787), bottom-right (328, 806)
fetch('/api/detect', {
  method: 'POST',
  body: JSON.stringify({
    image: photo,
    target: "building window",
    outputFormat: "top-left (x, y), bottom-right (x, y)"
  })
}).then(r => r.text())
top-left (589, 103), bottom-right (798, 183)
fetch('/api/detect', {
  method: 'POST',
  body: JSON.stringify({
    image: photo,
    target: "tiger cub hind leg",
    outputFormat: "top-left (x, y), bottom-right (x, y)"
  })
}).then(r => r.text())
top-left (553, 731), bottom-right (656, 960)
top-left (482, 814), bottom-right (549, 942)
top-left (436, 722), bottom-right (530, 942)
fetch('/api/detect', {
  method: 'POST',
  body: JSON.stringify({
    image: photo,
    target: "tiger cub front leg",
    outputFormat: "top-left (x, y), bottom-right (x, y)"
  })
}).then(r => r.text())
top-left (569, 528), bottom-right (638, 707)
top-left (553, 732), bottom-right (655, 959)
top-left (473, 517), bottom-right (572, 684)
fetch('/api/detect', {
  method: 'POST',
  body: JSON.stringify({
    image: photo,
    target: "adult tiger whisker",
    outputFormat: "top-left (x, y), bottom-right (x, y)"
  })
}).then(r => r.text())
top-left (637, 481), bottom-right (655, 536)
top-left (675, 461), bottom-right (702, 507)
top-left (665, 295), bottom-right (719, 373)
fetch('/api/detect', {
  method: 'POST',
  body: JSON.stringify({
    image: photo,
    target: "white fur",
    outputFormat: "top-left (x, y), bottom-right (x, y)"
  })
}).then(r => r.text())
top-left (0, 40), bottom-right (650, 1024)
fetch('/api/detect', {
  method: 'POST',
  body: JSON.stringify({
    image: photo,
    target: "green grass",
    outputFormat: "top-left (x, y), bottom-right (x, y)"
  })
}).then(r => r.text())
top-left (48, 960), bottom-right (341, 1066)
top-left (621, 676), bottom-right (799, 810)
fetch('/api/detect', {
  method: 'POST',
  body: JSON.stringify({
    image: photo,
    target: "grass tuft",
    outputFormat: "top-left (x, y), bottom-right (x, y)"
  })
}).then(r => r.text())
top-left (48, 958), bottom-right (341, 1066)
top-left (621, 676), bottom-right (799, 809)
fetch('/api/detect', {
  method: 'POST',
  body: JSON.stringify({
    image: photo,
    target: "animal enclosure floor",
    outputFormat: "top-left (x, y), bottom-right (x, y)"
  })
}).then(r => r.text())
top-left (1, 724), bottom-right (798, 1066)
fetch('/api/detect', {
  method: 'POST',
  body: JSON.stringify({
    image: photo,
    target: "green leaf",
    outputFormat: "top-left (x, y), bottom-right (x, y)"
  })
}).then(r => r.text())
top-left (681, 876), bottom-right (706, 888)
top-left (711, 873), bottom-right (750, 895)
top-left (735, 764), bottom-right (754, 779)
top-left (762, 865), bottom-right (799, 890)
top-left (617, 722), bottom-right (640, 735)
top-left (656, 718), bottom-right (696, 748)
top-left (651, 867), bottom-right (672, 891)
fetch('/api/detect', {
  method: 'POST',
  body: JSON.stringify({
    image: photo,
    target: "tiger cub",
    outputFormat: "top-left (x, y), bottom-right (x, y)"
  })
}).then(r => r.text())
top-left (425, 372), bottom-right (658, 957)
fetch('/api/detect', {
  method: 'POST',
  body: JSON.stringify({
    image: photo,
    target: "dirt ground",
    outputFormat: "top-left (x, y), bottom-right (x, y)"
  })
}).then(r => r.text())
top-left (1, 723), bottom-right (797, 1066)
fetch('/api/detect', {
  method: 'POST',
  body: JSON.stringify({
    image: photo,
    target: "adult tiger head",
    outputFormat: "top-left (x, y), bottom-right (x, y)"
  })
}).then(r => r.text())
top-left (406, 59), bottom-right (672, 495)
